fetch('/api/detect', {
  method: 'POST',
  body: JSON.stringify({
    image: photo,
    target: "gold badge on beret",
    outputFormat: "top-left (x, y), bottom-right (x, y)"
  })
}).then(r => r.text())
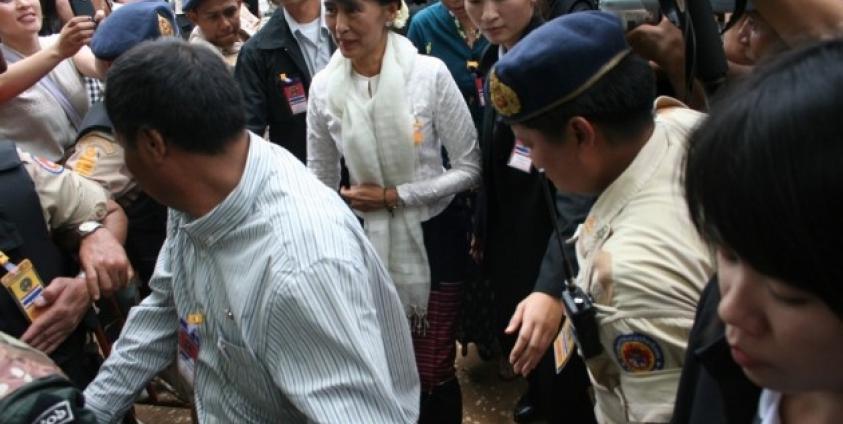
top-left (157, 14), bottom-right (174, 36)
top-left (490, 70), bottom-right (521, 117)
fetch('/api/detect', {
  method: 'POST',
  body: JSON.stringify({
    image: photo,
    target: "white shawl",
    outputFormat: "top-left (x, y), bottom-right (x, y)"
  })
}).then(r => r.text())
top-left (323, 32), bottom-right (431, 332)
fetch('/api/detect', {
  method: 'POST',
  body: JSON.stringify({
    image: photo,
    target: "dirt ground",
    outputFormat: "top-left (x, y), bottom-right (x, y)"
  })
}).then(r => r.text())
top-left (135, 343), bottom-right (527, 424)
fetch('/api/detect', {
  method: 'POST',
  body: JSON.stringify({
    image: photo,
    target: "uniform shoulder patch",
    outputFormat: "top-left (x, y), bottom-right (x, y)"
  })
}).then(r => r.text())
top-left (614, 333), bottom-right (664, 372)
top-left (74, 145), bottom-right (99, 177)
top-left (33, 156), bottom-right (64, 175)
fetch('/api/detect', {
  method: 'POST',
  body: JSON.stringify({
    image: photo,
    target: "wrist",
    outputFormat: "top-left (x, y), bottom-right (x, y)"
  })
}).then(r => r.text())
top-left (46, 42), bottom-right (69, 61)
top-left (77, 221), bottom-right (104, 240)
top-left (384, 187), bottom-right (400, 212)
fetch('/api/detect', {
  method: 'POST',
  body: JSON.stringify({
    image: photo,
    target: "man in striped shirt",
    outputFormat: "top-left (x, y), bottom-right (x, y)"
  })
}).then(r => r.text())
top-left (82, 39), bottom-right (420, 423)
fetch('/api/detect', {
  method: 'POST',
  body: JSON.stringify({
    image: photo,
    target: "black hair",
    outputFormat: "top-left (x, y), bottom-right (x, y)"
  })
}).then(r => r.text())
top-left (105, 39), bottom-right (246, 154)
top-left (0, 53), bottom-right (6, 74)
top-left (685, 39), bottom-right (843, 316)
top-left (518, 53), bottom-right (656, 142)
top-left (38, 0), bottom-right (63, 36)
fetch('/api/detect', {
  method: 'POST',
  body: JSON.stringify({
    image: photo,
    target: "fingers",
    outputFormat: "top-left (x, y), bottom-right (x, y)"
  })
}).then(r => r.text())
top-left (516, 327), bottom-right (547, 377)
top-left (97, 263), bottom-right (115, 298)
top-left (28, 324), bottom-right (68, 354)
top-left (39, 331), bottom-right (68, 354)
top-left (85, 262), bottom-right (100, 301)
top-left (38, 278), bottom-right (68, 306)
top-left (508, 317), bottom-right (533, 365)
top-left (63, 17), bottom-right (96, 47)
top-left (21, 278), bottom-right (89, 354)
top-left (505, 302), bottom-right (525, 334)
top-left (21, 309), bottom-right (63, 349)
top-left (339, 186), bottom-right (353, 198)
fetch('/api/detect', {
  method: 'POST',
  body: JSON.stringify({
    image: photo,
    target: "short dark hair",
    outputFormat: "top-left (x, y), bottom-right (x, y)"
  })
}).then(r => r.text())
top-left (518, 53), bottom-right (656, 142)
top-left (105, 39), bottom-right (246, 154)
top-left (685, 39), bottom-right (843, 316)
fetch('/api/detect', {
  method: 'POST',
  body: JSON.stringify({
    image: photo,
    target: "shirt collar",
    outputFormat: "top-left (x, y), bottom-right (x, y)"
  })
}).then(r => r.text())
top-left (177, 132), bottom-right (270, 246)
top-left (282, 3), bottom-right (329, 39)
top-left (578, 98), bottom-right (677, 252)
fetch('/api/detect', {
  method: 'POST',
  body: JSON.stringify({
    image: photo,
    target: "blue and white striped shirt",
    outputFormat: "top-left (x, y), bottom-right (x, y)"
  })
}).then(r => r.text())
top-left (84, 133), bottom-right (420, 423)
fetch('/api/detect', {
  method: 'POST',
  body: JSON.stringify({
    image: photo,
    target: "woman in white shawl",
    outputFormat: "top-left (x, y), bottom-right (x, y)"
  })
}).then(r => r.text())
top-left (307, 0), bottom-right (480, 420)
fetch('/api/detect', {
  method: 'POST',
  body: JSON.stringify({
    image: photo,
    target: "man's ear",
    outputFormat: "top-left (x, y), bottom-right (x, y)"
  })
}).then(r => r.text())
top-left (568, 116), bottom-right (597, 149)
top-left (137, 128), bottom-right (169, 163)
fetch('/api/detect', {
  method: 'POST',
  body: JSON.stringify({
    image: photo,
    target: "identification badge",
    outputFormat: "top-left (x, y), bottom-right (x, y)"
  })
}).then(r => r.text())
top-left (1, 259), bottom-right (45, 323)
top-left (553, 318), bottom-right (577, 374)
top-left (507, 140), bottom-right (533, 173)
top-left (413, 118), bottom-right (423, 145)
top-left (475, 76), bottom-right (486, 107)
top-left (279, 73), bottom-right (308, 115)
top-left (177, 315), bottom-right (202, 386)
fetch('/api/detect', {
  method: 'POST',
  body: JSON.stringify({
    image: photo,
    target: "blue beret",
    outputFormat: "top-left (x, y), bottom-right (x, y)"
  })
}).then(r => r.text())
top-left (490, 11), bottom-right (631, 123)
top-left (182, 0), bottom-right (201, 12)
top-left (91, 1), bottom-right (178, 61)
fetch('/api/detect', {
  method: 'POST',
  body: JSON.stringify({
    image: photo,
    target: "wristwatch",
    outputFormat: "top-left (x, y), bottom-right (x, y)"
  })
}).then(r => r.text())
top-left (77, 221), bottom-right (104, 238)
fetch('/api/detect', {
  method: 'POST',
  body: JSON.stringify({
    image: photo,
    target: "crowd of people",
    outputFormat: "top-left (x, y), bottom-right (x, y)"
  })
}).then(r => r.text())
top-left (1, 0), bottom-right (842, 423)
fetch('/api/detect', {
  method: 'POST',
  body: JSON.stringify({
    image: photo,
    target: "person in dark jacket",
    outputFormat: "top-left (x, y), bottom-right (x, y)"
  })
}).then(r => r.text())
top-left (671, 278), bottom-right (761, 424)
top-left (234, 0), bottom-right (335, 163)
top-left (465, 0), bottom-right (595, 421)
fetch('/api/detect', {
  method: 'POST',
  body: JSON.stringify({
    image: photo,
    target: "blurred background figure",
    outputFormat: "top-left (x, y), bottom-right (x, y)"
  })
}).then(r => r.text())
top-left (234, 0), bottom-right (334, 162)
top-left (0, 0), bottom-right (101, 161)
top-left (184, 0), bottom-right (263, 70)
top-left (407, 0), bottom-right (488, 129)
top-left (464, 0), bottom-right (597, 421)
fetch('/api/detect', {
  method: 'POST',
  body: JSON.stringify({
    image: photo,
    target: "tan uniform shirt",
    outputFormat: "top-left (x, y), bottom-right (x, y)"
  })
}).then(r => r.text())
top-left (64, 131), bottom-right (137, 204)
top-left (18, 149), bottom-right (108, 231)
top-left (572, 97), bottom-right (714, 423)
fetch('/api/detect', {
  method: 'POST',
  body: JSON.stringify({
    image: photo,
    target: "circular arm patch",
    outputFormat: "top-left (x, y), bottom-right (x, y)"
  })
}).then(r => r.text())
top-left (613, 333), bottom-right (664, 372)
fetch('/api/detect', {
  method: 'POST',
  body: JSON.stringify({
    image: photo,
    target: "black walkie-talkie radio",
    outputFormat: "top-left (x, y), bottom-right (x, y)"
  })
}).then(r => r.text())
top-left (541, 176), bottom-right (604, 360)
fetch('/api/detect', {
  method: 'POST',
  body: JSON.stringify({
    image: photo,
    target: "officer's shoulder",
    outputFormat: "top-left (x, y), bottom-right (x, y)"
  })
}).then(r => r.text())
top-left (76, 131), bottom-right (118, 151)
top-left (17, 149), bottom-right (66, 177)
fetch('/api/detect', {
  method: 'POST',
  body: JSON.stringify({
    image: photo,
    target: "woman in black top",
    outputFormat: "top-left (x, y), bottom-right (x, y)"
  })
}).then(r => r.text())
top-left (465, 0), bottom-right (595, 421)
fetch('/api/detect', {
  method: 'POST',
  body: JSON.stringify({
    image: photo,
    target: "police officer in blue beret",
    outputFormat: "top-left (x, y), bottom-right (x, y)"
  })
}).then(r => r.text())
top-left (65, 1), bottom-right (178, 291)
top-left (490, 11), bottom-right (715, 423)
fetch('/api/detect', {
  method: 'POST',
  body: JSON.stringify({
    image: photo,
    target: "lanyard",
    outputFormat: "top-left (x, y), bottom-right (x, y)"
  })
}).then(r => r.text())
top-left (0, 250), bottom-right (16, 273)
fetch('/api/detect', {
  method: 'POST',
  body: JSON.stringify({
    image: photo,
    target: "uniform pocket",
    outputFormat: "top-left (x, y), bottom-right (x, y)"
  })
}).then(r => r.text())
top-left (617, 367), bottom-right (681, 423)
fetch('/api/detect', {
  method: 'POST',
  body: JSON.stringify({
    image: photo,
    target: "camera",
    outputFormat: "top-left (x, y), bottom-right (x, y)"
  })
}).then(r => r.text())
top-left (598, 0), bottom-right (729, 93)
top-left (599, 0), bottom-right (664, 30)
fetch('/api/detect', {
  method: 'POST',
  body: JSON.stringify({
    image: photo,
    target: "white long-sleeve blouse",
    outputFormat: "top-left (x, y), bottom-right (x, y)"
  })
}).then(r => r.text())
top-left (306, 53), bottom-right (481, 220)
